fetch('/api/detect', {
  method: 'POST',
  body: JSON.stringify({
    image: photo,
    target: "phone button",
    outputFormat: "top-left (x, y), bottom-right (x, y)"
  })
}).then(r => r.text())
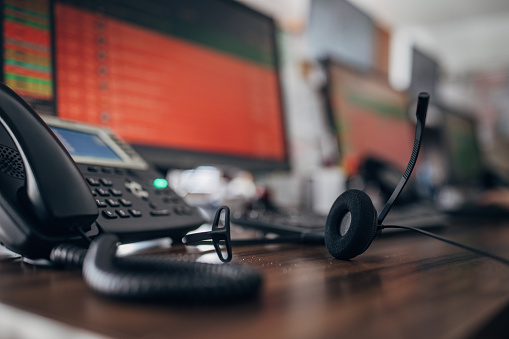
top-left (106, 198), bottom-right (120, 207)
top-left (150, 209), bottom-right (170, 216)
top-left (125, 180), bottom-right (149, 199)
top-left (102, 210), bottom-right (118, 219)
top-left (100, 178), bottom-right (113, 186)
top-left (87, 178), bottom-right (101, 186)
top-left (119, 198), bottom-right (132, 207)
top-left (129, 209), bottom-right (142, 217)
top-left (109, 188), bottom-right (123, 196)
top-left (116, 209), bottom-right (130, 218)
top-left (95, 188), bottom-right (110, 196)
top-left (174, 206), bottom-right (193, 215)
top-left (163, 197), bottom-right (181, 204)
top-left (95, 199), bottom-right (107, 208)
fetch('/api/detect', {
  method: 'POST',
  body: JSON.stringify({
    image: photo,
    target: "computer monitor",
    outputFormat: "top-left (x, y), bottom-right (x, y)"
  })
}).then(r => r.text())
top-left (321, 59), bottom-right (413, 174)
top-left (441, 108), bottom-right (484, 187)
top-left (307, 0), bottom-right (374, 70)
top-left (2, 0), bottom-right (289, 172)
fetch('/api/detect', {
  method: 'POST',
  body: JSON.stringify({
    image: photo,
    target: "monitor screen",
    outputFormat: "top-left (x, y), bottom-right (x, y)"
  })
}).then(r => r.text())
top-left (2, 0), bottom-right (288, 172)
top-left (441, 108), bottom-right (483, 186)
top-left (322, 59), bottom-right (413, 173)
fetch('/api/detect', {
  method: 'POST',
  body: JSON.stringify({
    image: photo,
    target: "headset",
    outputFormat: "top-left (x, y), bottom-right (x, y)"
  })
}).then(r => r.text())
top-left (324, 93), bottom-right (429, 260)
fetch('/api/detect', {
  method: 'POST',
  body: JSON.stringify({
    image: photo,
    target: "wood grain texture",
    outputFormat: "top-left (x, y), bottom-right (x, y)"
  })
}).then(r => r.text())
top-left (1, 220), bottom-right (509, 339)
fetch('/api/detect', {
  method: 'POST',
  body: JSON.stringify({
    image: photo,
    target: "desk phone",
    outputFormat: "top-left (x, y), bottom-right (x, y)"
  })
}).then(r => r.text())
top-left (0, 83), bottom-right (205, 260)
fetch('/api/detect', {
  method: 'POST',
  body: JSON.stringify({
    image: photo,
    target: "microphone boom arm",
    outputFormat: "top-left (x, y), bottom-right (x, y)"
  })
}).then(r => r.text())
top-left (377, 92), bottom-right (429, 225)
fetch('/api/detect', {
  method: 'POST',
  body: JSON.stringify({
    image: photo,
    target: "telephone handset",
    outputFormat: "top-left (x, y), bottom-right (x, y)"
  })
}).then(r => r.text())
top-left (0, 82), bottom-right (98, 258)
top-left (0, 82), bottom-right (205, 260)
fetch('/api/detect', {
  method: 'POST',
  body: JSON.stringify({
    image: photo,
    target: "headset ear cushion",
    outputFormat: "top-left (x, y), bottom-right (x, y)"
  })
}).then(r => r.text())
top-left (325, 189), bottom-right (378, 260)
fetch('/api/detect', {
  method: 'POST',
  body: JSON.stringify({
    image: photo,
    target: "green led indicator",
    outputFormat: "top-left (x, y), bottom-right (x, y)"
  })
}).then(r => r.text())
top-left (153, 178), bottom-right (168, 189)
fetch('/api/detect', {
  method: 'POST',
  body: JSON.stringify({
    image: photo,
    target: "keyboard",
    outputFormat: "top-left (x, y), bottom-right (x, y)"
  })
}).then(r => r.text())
top-left (232, 201), bottom-right (447, 235)
top-left (232, 209), bottom-right (327, 235)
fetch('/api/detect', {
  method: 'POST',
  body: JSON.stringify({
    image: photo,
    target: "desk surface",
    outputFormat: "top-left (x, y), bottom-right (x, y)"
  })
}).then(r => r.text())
top-left (1, 219), bottom-right (509, 339)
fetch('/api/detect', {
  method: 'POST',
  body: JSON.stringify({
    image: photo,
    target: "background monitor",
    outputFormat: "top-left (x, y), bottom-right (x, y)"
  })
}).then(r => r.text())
top-left (322, 58), bottom-right (413, 174)
top-left (2, 0), bottom-right (289, 172)
top-left (441, 108), bottom-right (484, 187)
top-left (307, 0), bottom-right (374, 70)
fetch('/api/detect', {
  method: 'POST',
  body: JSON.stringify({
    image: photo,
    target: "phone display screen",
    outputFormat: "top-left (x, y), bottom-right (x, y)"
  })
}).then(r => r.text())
top-left (50, 126), bottom-right (122, 161)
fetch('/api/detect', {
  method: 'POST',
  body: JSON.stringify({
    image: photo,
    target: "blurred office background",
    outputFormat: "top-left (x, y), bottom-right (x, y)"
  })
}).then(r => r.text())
top-left (233, 0), bottom-right (509, 210)
top-left (4, 0), bottom-right (509, 214)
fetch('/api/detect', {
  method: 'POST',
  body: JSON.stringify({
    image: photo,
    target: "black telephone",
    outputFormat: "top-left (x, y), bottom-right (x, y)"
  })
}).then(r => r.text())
top-left (0, 83), bottom-right (262, 302)
top-left (0, 82), bottom-right (206, 260)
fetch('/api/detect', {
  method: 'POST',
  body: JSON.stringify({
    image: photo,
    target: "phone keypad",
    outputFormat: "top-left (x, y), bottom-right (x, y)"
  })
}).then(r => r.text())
top-left (88, 174), bottom-right (135, 219)
top-left (88, 173), bottom-right (196, 219)
top-left (81, 164), bottom-right (204, 239)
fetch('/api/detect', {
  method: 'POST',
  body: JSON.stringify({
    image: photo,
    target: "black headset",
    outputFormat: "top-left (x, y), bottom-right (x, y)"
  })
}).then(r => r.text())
top-left (325, 92), bottom-right (429, 260)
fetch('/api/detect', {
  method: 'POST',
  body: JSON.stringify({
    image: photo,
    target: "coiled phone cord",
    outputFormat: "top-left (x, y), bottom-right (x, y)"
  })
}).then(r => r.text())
top-left (50, 236), bottom-right (262, 301)
top-left (49, 207), bottom-right (262, 302)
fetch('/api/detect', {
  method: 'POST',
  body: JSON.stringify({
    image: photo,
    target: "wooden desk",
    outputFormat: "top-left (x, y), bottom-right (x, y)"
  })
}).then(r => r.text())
top-left (1, 219), bottom-right (509, 339)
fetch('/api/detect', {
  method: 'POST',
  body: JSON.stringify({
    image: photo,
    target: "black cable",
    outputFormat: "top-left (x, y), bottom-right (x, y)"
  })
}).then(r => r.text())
top-left (382, 225), bottom-right (509, 266)
top-left (50, 234), bottom-right (262, 302)
top-left (49, 243), bottom-right (87, 269)
top-left (49, 206), bottom-right (262, 302)
top-left (76, 227), bottom-right (93, 244)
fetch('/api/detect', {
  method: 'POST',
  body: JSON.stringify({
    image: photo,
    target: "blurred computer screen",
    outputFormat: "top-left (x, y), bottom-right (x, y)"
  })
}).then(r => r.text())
top-left (2, 0), bottom-right (289, 172)
top-left (441, 107), bottom-right (484, 188)
top-left (322, 58), bottom-right (413, 174)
